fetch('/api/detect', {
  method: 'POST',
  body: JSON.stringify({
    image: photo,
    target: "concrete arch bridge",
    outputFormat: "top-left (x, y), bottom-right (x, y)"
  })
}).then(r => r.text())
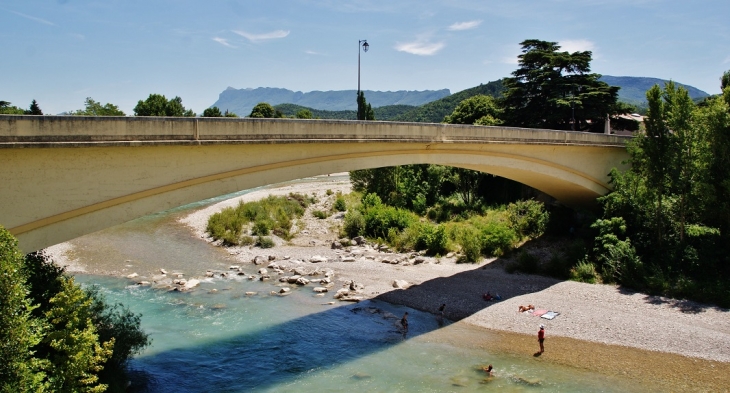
top-left (0, 116), bottom-right (630, 252)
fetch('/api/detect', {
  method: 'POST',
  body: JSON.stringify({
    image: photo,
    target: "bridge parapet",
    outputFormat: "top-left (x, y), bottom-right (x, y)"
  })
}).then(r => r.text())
top-left (0, 115), bottom-right (630, 147)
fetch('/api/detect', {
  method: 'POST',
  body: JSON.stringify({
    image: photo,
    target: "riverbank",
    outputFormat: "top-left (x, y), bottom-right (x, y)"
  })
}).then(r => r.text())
top-left (45, 174), bottom-right (730, 391)
top-left (176, 175), bottom-right (730, 366)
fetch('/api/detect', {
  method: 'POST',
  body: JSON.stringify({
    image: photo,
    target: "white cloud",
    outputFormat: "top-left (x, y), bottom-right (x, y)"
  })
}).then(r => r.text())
top-left (559, 39), bottom-right (595, 53)
top-left (448, 20), bottom-right (482, 31)
top-left (305, 50), bottom-right (324, 55)
top-left (212, 37), bottom-right (236, 48)
top-left (232, 29), bottom-right (290, 43)
top-left (394, 41), bottom-right (445, 56)
top-left (9, 10), bottom-right (55, 26)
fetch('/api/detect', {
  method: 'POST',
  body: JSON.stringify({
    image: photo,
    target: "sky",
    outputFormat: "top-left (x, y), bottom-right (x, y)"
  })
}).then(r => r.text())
top-left (2, 0), bottom-right (729, 115)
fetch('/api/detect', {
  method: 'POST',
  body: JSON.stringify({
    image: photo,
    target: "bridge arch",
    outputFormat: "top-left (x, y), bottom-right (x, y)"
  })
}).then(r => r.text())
top-left (0, 116), bottom-right (630, 252)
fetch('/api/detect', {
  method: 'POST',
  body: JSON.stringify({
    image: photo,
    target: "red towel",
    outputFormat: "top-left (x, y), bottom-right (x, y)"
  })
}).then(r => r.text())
top-left (533, 309), bottom-right (548, 317)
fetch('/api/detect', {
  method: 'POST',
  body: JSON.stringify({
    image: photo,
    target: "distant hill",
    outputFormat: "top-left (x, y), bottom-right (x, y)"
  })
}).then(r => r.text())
top-left (273, 103), bottom-right (416, 121)
top-left (211, 87), bottom-right (450, 117)
top-left (393, 80), bottom-right (506, 123)
top-left (600, 76), bottom-right (710, 106)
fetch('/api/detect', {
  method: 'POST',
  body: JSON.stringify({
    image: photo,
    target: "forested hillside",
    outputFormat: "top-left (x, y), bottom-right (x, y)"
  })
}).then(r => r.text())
top-left (392, 80), bottom-right (506, 123)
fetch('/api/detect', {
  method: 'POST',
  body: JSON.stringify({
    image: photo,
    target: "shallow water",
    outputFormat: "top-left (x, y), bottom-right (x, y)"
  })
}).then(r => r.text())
top-left (63, 176), bottom-right (722, 392)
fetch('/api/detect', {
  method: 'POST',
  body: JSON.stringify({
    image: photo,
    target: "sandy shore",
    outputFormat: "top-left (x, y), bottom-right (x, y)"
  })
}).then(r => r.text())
top-left (176, 176), bottom-right (730, 367)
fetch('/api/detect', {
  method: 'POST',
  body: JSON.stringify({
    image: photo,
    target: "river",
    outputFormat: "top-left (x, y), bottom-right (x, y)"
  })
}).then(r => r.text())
top-left (61, 176), bottom-right (691, 392)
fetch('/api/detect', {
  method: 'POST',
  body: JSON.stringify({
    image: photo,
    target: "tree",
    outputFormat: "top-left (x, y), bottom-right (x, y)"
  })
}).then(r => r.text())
top-left (224, 109), bottom-right (238, 118)
top-left (721, 70), bottom-right (730, 91)
top-left (0, 227), bottom-right (45, 392)
top-left (27, 99), bottom-right (43, 115)
top-left (203, 106), bottom-right (223, 117)
top-left (42, 277), bottom-right (114, 393)
top-left (443, 95), bottom-right (502, 125)
top-left (295, 109), bottom-right (313, 119)
top-left (501, 39), bottom-right (620, 131)
top-left (73, 98), bottom-right (125, 116)
top-left (133, 94), bottom-right (195, 117)
top-left (249, 102), bottom-right (275, 118)
top-left (357, 91), bottom-right (375, 120)
top-left (0, 101), bottom-right (26, 115)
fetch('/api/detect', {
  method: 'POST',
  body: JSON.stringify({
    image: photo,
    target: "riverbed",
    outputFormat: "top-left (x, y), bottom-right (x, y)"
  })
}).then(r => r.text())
top-left (52, 175), bottom-right (729, 392)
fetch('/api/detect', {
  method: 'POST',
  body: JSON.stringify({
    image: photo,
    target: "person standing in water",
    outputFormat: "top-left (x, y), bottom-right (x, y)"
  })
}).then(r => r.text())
top-left (400, 312), bottom-right (409, 332)
top-left (537, 324), bottom-right (545, 353)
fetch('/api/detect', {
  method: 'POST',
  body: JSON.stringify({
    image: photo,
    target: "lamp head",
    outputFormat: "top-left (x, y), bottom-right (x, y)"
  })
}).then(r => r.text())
top-left (362, 41), bottom-right (369, 52)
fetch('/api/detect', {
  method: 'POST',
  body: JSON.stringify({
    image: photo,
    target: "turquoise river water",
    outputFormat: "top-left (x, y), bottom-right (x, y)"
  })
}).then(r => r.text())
top-left (66, 176), bottom-right (658, 392)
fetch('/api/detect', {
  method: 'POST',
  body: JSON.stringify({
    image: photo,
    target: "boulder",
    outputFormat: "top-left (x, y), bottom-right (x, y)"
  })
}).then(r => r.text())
top-left (353, 236), bottom-right (366, 245)
top-left (252, 256), bottom-right (267, 265)
top-left (287, 275), bottom-right (302, 284)
top-left (160, 268), bottom-right (168, 274)
top-left (324, 269), bottom-right (335, 278)
top-left (259, 275), bottom-right (271, 281)
top-left (258, 268), bottom-right (268, 275)
top-left (313, 287), bottom-right (328, 293)
top-left (182, 279), bottom-right (200, 290)
top-left (126, 273), bottom-right (139, 279)
top-left (392, 280), bottom-right (410, 289)
top-left (268, 255), bottom-right (276, 261)
top-left (205, 271), bottom-right (214, 277)
top-left (310, 255), bottom-right (328, 263)
top-left (331, 241), bottom-right (343, 249)
top-left (319, 277), bottom-right (332, 285)
top-left (245, 291), bottom-right (257, 296)
top-left (342, 256), bottom-right (356, 262)
top-left (279, 287), bottom-right (291, 294)
top-left (349, 281), bottom-right (364, 291)
top-left (333, 288), bottom-right (350, 299)
top-left (339, 296), bottom-right (364, 302)
top-left (414, 257), bottom-right (426, 264)
top-left (295, 277), bottom-right (310, 285)
top-left (293, 267), bottom-right (310, 276)
top-left (136, 281), bottom-right (151, 286)
top-left (228, 265), bottom-right (240, 270)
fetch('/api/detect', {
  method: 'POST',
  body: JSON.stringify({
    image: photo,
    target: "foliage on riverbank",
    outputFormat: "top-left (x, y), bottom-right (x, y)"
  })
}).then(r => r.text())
top-left (206, 193), bottom-right (314, 245)
top-left (342, 192), bottom-right (548, 262)
top-left (0, 226), bottom-right (150, 392)
top-left (574, 78), bottom-right (730, 307)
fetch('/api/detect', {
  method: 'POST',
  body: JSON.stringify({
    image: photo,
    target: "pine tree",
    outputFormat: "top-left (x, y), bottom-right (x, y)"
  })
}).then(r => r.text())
top-left (27, 99), bottom-right (43, 115)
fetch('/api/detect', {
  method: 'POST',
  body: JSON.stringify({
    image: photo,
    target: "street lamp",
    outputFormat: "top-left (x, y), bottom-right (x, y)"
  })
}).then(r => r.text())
top-left (358, 40), bottom-right (369, 94)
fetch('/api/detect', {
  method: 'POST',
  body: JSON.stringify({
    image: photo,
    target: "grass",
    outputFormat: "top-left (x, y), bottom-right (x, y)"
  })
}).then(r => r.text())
top-left (206, 193), bottom-right (313, 246)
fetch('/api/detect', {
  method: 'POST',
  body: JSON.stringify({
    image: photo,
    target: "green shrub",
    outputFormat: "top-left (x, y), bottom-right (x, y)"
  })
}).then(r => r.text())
top-left (478, 222), bottom-right (517, 256)
top-left (206, 194), bottom-right (309, 244)
top-left (326, 189), bottom-right (334, 196)
top-left (506, 199), bottom-right (549, 239)
top-left (457, 228), bottom-right (482, 263)
top-left (570, 260), bottom-right (599, 283)
top-left (413, 224), bottom-right (449, 256)
top-left (257, 236), bottom-right (275, 248)
top-left (544, 253), bottom-right (571, 279)
top-left (343, 210), bottom-right (365, 238)
top-left (239, 236), bottom-right (255, 246)
top-left (361, 193), bottom-right (382, 209)
top-left (334, 196), bottom-right (347, 212)
top-left (362, 204), bottom-right (415, 239)
top-left (312, 210), bottom-right (328, 219)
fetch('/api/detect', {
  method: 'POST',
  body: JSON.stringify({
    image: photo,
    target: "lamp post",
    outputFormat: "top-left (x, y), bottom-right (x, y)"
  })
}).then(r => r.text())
top-left (358, 40), bottom-right (369, 94)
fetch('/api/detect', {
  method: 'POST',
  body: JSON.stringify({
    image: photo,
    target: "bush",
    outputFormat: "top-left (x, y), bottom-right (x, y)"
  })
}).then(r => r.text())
top-left (570, 260), bottom-right (599, 283)
top-left (326, 189), bottom-right (334, 196)
top-left (478, 222), bottom-right (517, 256)
top-left (362, 204), bottom-right (415, 239)
top-left (516, 250), bottom-right (540, 274)
top-left (256, 236), bottom-right (275, 248)
top-left (343, 210), bottom-right (365, 238)
top-left (506, 199), bottom-right (549, 239)
top-left (334, 196), bottom-right (347, 212)
top-left (206, 194), bottom-right (310, 244)
top-left (413, 224), bottom-right (449, 256)
top-left (312, 210), bottom-right (328, 219)
top-left (457, 228), bottom-right (482, 263)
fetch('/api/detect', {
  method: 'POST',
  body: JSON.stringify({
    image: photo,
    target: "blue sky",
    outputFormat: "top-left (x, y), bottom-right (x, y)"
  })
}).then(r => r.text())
top-left (2, 0), bottom-right (729, 115)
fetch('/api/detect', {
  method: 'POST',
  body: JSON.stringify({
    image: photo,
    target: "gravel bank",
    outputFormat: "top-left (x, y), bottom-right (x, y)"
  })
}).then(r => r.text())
top-left (178, 175), bottom-right (730, 364)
